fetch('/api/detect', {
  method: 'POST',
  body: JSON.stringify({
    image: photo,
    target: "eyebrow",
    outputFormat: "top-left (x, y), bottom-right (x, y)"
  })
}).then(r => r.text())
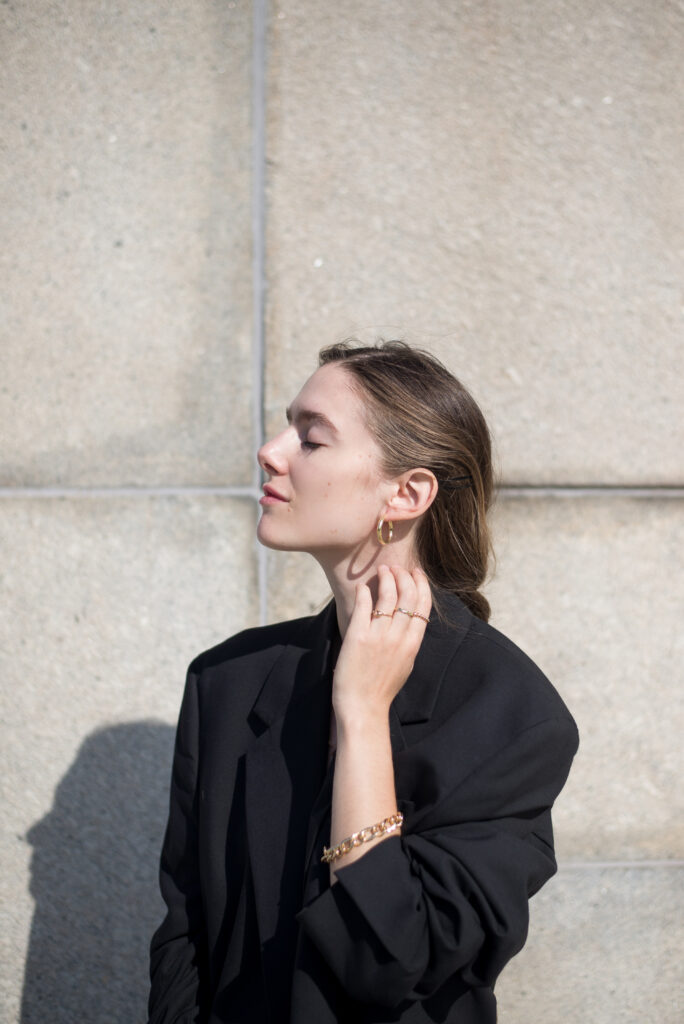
top-left (285, 405), bottom-right (339, 435)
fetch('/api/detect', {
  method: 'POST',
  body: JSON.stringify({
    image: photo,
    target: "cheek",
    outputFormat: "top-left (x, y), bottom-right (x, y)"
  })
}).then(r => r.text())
top-left (352, 453), bottom-right (384, 494)
top-left (331, 458), bottom-right (376, 495)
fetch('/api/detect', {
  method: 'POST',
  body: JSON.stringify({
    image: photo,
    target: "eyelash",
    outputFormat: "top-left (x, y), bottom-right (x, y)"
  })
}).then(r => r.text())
top-left (301, 439), bottom-right (321, 451)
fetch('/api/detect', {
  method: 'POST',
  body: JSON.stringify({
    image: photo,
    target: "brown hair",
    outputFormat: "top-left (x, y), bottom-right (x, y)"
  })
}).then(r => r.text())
top-left (318, 339), bottom-right (497, 622)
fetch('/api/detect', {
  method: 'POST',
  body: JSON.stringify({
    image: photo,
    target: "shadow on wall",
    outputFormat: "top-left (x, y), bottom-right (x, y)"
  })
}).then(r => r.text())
top-left (21, 721), bottom-right (175, 1024)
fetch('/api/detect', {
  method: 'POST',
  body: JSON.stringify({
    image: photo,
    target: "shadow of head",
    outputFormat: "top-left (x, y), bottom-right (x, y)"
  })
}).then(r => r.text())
top-left (22, 720), bottom-right (174, 1024)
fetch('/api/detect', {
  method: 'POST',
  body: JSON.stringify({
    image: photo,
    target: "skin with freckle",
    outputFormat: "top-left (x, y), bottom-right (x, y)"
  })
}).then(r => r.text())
top-left (257, 363), bottom-right (391, 556)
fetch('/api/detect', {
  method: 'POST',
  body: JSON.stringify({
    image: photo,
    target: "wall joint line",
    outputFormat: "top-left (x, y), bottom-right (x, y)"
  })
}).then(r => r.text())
top-left (251, 0), bottom-right (268, 625)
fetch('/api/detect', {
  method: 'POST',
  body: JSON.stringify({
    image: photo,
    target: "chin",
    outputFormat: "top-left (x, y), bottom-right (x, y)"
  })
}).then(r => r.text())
top-left (256, 518), bottom-right (298, 552)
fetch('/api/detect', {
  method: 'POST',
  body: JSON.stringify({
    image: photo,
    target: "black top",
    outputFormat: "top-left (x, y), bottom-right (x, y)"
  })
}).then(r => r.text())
top-left (149, 591), bottom-right (579, 1023)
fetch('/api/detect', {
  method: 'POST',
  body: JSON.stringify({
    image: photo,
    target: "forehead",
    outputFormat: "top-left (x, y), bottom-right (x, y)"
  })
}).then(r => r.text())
top-left (293, 363), bottom-right (365, 424)
top-left (292, 363), bottom-right (384, 472)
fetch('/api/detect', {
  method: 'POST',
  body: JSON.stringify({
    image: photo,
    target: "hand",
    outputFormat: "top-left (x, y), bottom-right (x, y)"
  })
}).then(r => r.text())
top-left (332, 565), bottom-right (432, 726)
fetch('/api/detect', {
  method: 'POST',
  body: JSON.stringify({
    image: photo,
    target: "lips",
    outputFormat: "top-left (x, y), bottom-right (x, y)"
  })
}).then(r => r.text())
top-left (262, 484), bottom-right (289, 501)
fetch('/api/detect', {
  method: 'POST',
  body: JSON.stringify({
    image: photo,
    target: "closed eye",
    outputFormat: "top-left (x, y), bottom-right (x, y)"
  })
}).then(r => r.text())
top-left (301, 439), bottom-right (321, 451)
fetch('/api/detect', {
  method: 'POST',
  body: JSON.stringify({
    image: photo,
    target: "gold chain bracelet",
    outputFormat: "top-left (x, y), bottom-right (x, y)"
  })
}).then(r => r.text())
top-left (321, 812), bottom-right (404, 864)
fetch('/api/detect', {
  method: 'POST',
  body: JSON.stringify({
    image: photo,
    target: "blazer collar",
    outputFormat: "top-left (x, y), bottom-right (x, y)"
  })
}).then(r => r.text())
top-left (249, 588), bottom-right (473, 732)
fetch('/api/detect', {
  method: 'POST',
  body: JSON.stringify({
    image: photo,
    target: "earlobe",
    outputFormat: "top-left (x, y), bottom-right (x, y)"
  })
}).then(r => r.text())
top-left (387, 469), bottom-right (439, 519)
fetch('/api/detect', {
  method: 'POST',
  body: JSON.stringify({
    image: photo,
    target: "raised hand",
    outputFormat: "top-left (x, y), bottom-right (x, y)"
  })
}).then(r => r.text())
top-left (331, 564), bottom-right (432, 726)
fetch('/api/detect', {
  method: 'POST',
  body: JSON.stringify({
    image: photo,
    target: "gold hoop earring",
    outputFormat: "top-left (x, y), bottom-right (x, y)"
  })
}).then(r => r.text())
top-left (377, 518), bottom-right (393, 546)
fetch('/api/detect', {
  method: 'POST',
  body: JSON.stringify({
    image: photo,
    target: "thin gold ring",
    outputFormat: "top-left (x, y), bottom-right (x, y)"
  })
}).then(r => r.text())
top-left (394, 607), bottom-right (413, 618)
top-left (412, 612), bottom-right (430, 624)
top-left (371, 609), bottom-right (393, 619)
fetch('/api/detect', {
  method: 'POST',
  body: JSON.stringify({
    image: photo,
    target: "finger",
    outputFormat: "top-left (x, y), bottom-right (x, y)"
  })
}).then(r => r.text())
top-left (391, 566), bottom-right (418, 629)
top-left (410, 567), bottom-right (432, 626)
top-left (374, 563), bottom-right (397, 621)
top-left (349, 581), bottom-right (373, 631)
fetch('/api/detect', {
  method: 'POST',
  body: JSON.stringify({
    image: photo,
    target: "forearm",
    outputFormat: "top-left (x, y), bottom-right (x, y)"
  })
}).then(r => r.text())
top-left (326, 567), bottom-right (431, 885)
top-left (329, 707), bottom-right (399, 884)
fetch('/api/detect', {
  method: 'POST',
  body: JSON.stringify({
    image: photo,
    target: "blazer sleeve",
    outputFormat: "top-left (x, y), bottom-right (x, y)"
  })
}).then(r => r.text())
top-left (294, 712), bottom-right (579, 1010)
top-left (148, 666), bottom-right (207, 1024)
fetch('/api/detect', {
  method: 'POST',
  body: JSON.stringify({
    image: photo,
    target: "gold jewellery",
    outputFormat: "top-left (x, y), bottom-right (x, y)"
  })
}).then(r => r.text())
top-left (321, 812), bottom-right (404, 864)
top-left (371, 606), bottom-right (430, 624)
top-left (376, 518), bottom-right (393, 545)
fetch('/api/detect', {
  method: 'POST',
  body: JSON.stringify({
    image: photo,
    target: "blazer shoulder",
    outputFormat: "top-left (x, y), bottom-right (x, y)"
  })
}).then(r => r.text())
top-left (187, 611), bottom-right (319, 677)
top-left (453, 615), bottom-right (578, 738)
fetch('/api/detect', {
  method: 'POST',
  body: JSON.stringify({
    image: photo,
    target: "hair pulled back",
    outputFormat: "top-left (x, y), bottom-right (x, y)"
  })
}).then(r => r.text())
top-left (318, 339), bottom-right (496, 623)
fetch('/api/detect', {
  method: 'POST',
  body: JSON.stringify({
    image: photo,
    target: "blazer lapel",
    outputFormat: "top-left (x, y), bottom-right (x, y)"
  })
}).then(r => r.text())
top-left (389, 591), bottom-right (474, 822)
top-left (244, 601), bottom-right (338, 983)
top-left (394, 589), bottom-right (472, 726)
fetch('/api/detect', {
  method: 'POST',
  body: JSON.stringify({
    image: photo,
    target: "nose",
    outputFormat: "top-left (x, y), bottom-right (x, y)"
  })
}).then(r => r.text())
top-left (257, 428), bottom-right (289, 477)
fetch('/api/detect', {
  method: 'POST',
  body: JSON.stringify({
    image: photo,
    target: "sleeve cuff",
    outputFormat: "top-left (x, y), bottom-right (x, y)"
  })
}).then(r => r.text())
top-left (295, 834), bottom-right (421, 964)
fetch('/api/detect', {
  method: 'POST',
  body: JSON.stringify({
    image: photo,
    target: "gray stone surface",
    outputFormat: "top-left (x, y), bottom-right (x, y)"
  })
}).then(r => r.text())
top-left (264, 0), bottom-right (684, 484)
top-left (0, 496), bottom-right (258, 1022)
top-left (263, 496), bottom-right (684, 862)
top-left (2, 1), bottom-right (682, 1020)
top-left (485, 495), bottom-right (684, 862)
top-left (0, 1), bottom-right (254, 486)
top-left (496, 864), bottom-right (684, 1024)
top-left (265, 547), bottom-right (334, 624)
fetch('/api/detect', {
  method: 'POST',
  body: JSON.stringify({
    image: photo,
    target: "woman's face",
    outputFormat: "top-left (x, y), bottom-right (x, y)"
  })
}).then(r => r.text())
top-left (256, 362), bottom-right (389, 556)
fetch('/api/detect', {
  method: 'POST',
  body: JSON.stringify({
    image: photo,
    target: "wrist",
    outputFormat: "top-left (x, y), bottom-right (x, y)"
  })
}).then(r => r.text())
top-left (333, 702), bottom-right (391, 741)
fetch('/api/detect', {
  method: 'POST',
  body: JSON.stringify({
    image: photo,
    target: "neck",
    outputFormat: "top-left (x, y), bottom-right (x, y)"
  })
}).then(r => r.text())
top-left (314, 536), bottom-right (419, 638)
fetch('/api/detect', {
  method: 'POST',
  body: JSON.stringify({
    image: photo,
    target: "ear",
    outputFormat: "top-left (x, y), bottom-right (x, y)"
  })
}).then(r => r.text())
top-left (385, 468), bottom-right (439, 522)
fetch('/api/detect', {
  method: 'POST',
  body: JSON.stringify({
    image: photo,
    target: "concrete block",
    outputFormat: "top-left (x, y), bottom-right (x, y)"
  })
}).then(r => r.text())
top-left (264, 0), bottom-right (684, 484)
top-left (496, 864), bottom-right (684, 1024)
top-left (485, 495), bottom-right (684, 861)
top-left (0, 2), bottom-right (254, 486)
top-left (0, 496), bottom-right (258, 1022)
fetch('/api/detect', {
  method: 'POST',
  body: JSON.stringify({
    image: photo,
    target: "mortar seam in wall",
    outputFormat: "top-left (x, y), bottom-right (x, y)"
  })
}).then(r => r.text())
top-left (498, 486), bottom-right (684, 498)
top-left (252, 0), bottom-right (268, 626)
top-left (560, 859), bottom-right (684, 870)
top-left (0, 485), bottom-right (682, 499)
top-left (0, 486), bottom-right (261, 498)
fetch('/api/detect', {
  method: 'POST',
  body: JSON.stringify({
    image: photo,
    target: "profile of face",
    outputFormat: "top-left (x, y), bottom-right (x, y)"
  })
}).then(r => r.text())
top-left (256, 363), bottom-right (390, 558)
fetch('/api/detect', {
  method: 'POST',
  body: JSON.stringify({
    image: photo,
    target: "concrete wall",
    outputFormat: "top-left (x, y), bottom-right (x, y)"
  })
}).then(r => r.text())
top-left (1, 2), bottom-right (682, 1021)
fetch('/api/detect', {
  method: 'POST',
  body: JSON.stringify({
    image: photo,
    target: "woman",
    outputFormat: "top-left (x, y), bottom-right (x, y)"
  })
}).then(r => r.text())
top-left (148, 340), bottom-right (579, 1023)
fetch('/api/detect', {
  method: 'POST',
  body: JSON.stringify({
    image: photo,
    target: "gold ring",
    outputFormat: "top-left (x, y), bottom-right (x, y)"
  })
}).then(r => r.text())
top-left (394, 607), bottom-right (413, 617)
top-left (412, 612), bottom-right (429, 624)
top-left (371, 609), bottom-right (393, 619)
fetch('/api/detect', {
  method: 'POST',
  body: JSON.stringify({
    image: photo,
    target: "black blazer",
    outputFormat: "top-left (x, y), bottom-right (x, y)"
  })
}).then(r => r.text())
top-left (148, 591), bottom-right (578, 1023)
